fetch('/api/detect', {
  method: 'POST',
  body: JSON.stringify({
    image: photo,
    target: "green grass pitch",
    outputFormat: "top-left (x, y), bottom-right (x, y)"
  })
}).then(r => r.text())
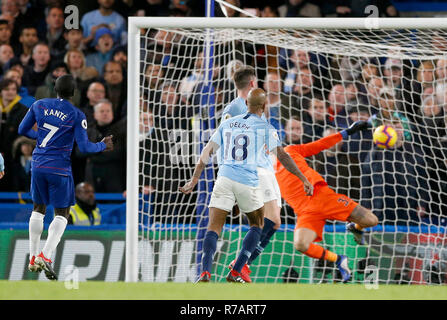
top-left (1, 281), bottom-right (446, 300)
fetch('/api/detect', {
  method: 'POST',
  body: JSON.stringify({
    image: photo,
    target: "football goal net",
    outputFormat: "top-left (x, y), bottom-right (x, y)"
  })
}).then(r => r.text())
top-left (126, 17), bottom-right (447, 285)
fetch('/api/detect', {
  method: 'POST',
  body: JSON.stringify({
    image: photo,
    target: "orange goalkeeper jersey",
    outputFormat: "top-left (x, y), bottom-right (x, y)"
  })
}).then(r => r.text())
top-left (275, 132), bottom-right (343, 212)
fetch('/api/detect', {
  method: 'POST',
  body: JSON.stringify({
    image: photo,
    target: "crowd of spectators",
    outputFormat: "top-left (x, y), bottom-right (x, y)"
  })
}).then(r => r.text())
top-left (0, 0), bottom-right (134, 194)
top-left (0, 0), bottom-right (446, 227)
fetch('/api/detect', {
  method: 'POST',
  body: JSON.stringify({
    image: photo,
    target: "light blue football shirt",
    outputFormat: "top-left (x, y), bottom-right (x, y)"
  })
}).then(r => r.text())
top-left (221, 97), bottom-right (274, 171)
top-left (211, 113), bottom-right (281, 187)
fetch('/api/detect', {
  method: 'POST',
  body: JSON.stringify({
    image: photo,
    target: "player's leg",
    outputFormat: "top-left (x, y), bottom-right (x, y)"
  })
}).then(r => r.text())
top-left (347, 204), bottom-right (379, 228)
top-left (246, 168), bottom-right (282, 267)
top-left (294, 226), bottom-right (351, 282)
top-left (35, 174), bottom-right (74, 280)
top-left (246, 199), bottom-right (280, 266)
top-left (199, 207), bottom-right (229, 282)
top-left (35, 207), bottom-right (69, 281)
top-left (227, 182), bottom-right (264, 283)
top-left (232, 205), bottom-right (264, 272)
top-left (295, 226), bottom-right (341, 267)
top-left (41, 207), bottom-right (69, 259)
top-left (346, 204), bottom-right (379, 245)
top-left (28, 204), bottom-right (46, 272)
top-left (28, 171), bottom-right (49, 273)
top-left (199, 176), bottom-right (234, 282)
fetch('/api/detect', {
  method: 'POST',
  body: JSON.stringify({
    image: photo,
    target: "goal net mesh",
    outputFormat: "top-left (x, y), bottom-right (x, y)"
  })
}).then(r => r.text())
top-left (137, 25), bottom-right (447, 284)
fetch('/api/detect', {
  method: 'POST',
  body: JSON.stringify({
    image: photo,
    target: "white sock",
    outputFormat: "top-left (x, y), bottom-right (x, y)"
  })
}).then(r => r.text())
top-left (42, 215), bottom-right (67, 258)
top-left (29, 211), bottom-right (44, 259)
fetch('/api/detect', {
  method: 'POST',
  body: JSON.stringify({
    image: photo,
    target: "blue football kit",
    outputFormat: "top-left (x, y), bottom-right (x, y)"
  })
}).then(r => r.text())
top-left (18, 98), bottom-right (106, 208)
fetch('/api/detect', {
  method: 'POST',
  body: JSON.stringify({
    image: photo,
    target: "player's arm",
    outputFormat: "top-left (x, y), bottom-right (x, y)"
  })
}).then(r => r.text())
top-left (179, 139), bottom-right (219, 194)
top-left (17, 106), bottom-right (37, 139)
top-left (291, 120), bottom-right (369, 157)
top-left (273, 145), bottom-right (313, 196)
top-left (266, 126), bottom-right (313, 195)
top-left (0, 153), bottom-right (4, 179)
top-left (75, 113), bottom-right (113, 153)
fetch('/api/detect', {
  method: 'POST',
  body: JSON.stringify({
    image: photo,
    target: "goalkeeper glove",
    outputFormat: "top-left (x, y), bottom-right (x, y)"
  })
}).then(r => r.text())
top-left (340, 120), bottom-right (369, 139)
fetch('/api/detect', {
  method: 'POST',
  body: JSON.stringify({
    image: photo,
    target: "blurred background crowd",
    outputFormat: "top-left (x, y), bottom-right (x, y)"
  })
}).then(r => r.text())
top-left (0, 0), bottom-right (447, 227)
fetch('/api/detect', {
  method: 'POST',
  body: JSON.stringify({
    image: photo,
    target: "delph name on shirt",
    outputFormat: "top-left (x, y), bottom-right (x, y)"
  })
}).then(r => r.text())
top-left (44, 108), bottom-right (68, 121)
top-left (229, 121), bottom-right (250, 130)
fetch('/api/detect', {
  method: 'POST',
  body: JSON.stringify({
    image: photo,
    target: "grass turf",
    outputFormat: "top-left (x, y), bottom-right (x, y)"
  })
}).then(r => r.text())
top-left (1, 281), bottom-right (446, 300)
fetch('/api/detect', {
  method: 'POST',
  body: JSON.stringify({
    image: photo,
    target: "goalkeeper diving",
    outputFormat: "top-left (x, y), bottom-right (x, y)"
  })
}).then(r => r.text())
top-left (275, 120), bottom-right (379, 282)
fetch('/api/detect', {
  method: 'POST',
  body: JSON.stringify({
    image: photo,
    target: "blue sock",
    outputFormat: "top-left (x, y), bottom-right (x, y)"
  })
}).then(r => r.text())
top-left (202, 230), bottom-right (218, 273)
top-left (233, 226), bottom-right (262, 272)
top-left (247, 218), bottom-right (277, 265)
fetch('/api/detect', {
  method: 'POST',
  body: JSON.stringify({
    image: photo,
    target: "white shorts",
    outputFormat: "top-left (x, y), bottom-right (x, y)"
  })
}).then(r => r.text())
top-left (257, 167), bottom-right (282, 208)
top-left (208, 176), bottom-right (264, 213)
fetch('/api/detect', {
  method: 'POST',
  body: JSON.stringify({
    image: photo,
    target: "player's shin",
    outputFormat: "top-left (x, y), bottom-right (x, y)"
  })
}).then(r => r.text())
top-left (247, 218), bottom-right (277, 265)
top-left (202, 230), bottom-right (219, 274)
top-left (29, 211), bottom-right (44, 258)
top-left (302, 243), bottom-right (338, 263)
top-left (233, 226), bottom-right (262, 272)
top-left (41, 215), bottom-right (68, 258)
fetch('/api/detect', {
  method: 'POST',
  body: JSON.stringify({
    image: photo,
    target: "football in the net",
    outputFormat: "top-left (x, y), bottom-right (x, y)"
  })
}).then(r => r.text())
top-left (373, 125), bottom-right (398, 149)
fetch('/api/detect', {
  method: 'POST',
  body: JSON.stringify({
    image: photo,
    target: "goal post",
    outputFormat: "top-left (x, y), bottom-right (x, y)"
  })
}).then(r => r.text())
top-left (126, 17), bottom-right (447, 284)
top-left (126, 21), bottom-right (140, 283)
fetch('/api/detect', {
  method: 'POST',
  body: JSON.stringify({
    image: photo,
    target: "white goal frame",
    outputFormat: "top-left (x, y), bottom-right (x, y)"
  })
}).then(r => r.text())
top-left (126, 17), bottom-right (447, 282)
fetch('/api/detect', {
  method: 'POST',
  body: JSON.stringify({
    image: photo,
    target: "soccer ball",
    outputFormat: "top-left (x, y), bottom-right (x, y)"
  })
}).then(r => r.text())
top-left (373, 125), bottom-right (398, 149)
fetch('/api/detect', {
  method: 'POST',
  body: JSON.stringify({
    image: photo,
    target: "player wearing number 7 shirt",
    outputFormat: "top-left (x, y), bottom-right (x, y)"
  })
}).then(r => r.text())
top-left (180, 88), bottom-right (313, 283)
top-left (18, 75), bottom-right (114, 281)
top-left (275, 121), bottom-right (379, 282)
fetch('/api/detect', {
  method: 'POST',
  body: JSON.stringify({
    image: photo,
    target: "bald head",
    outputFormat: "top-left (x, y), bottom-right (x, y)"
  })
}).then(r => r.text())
top-left (75, 182), bottom-right (96, 206)
top-left (247, 88), bottom-right (266, 114)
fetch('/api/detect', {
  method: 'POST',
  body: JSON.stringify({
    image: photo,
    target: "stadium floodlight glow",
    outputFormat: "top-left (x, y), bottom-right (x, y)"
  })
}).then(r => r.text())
top-left (127, 17), bottom-right (447, 283)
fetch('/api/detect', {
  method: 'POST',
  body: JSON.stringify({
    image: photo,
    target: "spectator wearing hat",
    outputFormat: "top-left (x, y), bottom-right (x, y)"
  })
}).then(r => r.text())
top-left (35, 61), bottom-right (81, 107)
top-left (85, 27), bottom-right (114, 77)
top-left (81, 0), bottom-right (127, 47)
